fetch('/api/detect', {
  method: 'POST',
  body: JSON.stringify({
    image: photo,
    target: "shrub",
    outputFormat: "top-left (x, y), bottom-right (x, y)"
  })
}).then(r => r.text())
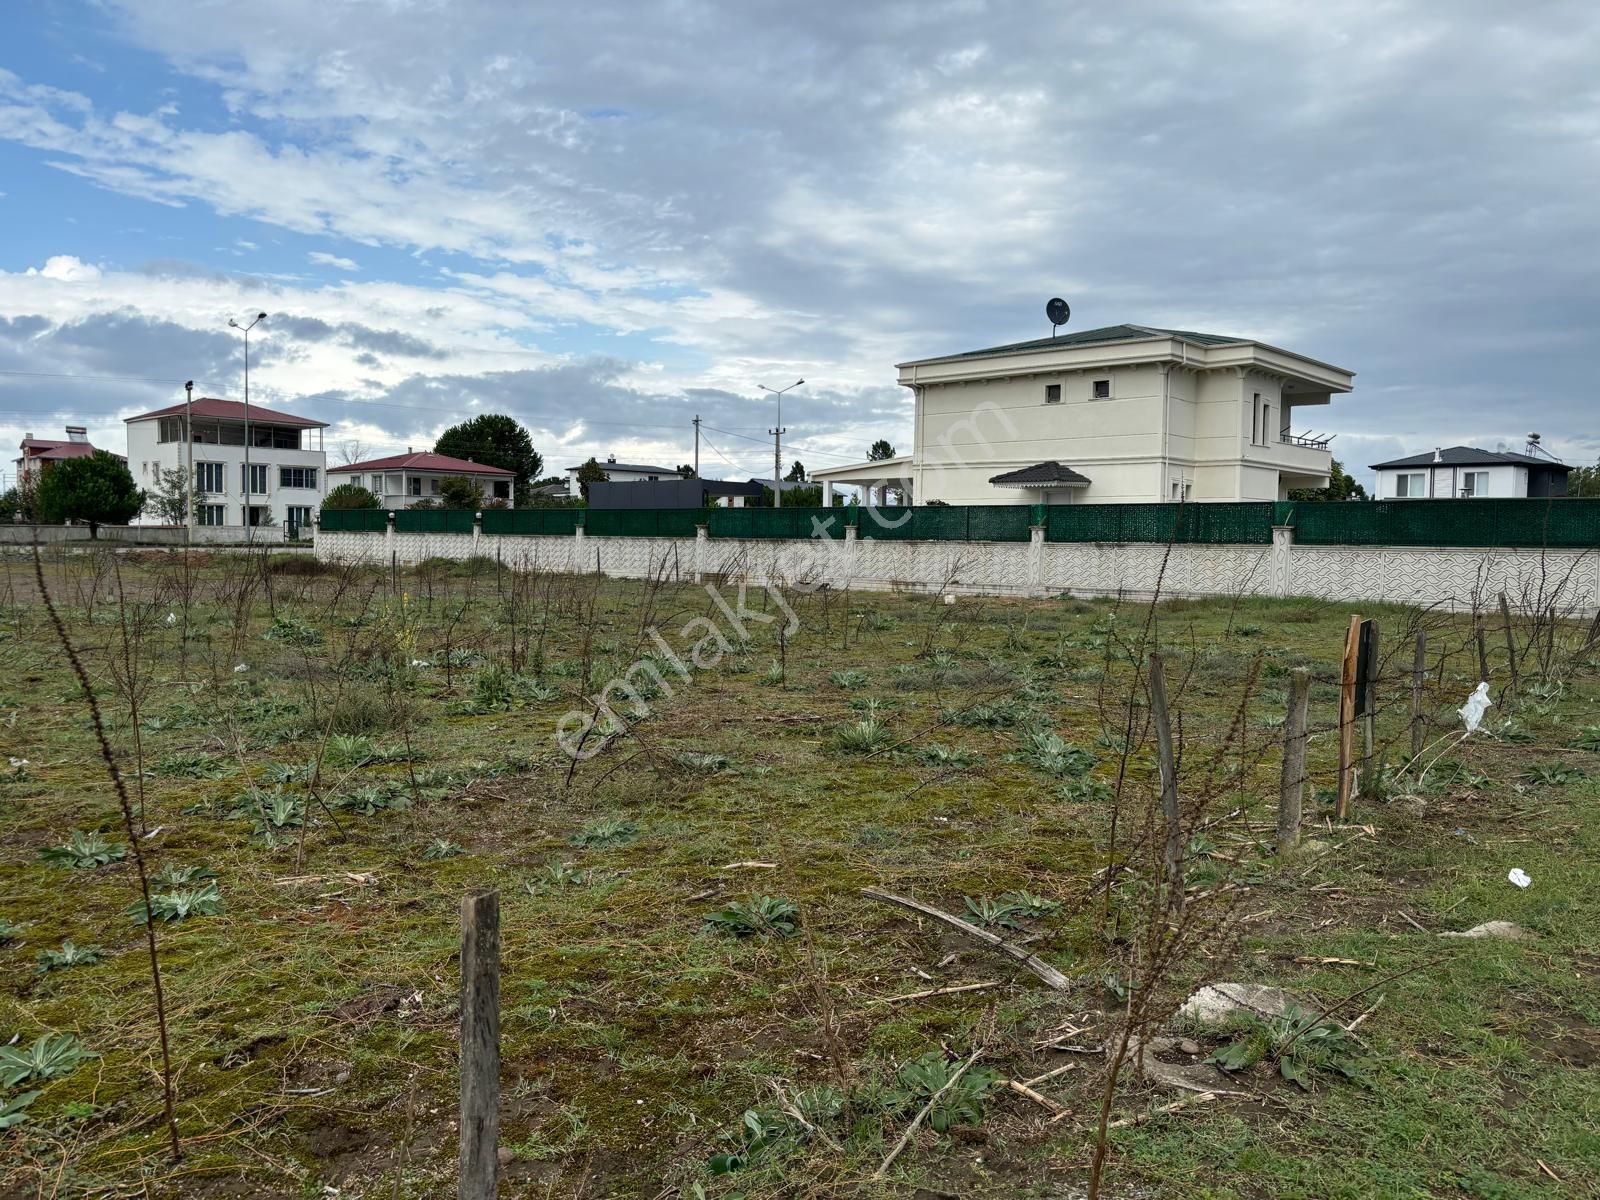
top-left (570, 817), bottom-right (638, 848)
top-left (831, 716), bottom-right (893, 754)
top-left (703, 895), bottom-right (799, 938)
top-left (39, 830), bottom-right (127, 869)
top-left (0, 1034), bottom-right (98, 1086)
top-left (1014, 727), bottom-right (1094, 777)
top-left (887, 1052), bottom-right (999, 1133)
top-left (829, 669), bottom-right (870, 690)
top-left (36, 940), bottom-right (104, 973)
top-left (422, 838), bottom-right (464, 860)
top-left (914, 743), bottom-right (978, 768)
top-left (131, 884), bottom-right (224, 922)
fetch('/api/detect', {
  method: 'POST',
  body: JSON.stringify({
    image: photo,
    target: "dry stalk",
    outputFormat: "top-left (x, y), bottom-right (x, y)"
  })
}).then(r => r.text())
top-left (30, 543), bottom-right (181, 1162)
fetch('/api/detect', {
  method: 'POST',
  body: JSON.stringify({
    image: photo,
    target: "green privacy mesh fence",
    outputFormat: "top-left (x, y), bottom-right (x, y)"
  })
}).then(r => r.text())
top-left (1282, 499), bottom-right (1600, 548)
top-left (393, 508), bottom-right (477, 533)
top-left (1045, 502), bottom-right (1277, 544)
top-left (707, 506), bottom-right (851, 539)
top-left (481, 508), bottom-right (582, 536)
top-left (583, 508), bottom-right (704, 538)
top-left (328, 499), bottom-right (1600, 548)
top-left (317, 508), bottom-right (389, 532)
top-left (854, 505), bottom-right (1035, 542)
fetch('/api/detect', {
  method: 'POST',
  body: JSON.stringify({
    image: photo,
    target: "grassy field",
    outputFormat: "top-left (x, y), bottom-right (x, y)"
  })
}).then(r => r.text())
top-left (0, 548), bottom-right (1596, 1199)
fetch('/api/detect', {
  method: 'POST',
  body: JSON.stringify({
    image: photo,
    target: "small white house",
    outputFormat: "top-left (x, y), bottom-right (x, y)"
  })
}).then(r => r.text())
top-left (328, 451), bottom-right (517, 508)
top-left (125, 397), bottom-right (327, 528)
top-left (1369, 447), bottom-right (1571, 500)
top-left (564, 455), bottom-right (679, 497)
top-left (813, 323), bottom-right (1355, 506)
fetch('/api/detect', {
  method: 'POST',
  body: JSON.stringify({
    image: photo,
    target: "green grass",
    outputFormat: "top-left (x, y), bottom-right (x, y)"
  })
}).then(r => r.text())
top-left (0, 555), bottom-right (1596, 1198)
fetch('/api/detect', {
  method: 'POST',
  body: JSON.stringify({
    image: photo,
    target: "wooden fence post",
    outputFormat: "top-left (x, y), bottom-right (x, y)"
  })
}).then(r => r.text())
top-left (1498, 592), bottom-right (1519, 698)
top-left (1336, 615), bottom-right (1360, 820)
top-left (1475, 626), bottom-right (1489, 684)
top-left (1361, 619), bottom-right (1380, 775)
top-left (1278, 668), bottom-right (1310, 856)
top-left (1411, 631), bottom-right (1426, 759)
top-left (459, 889), bottom-right (500, 1200)
top-left (1147, 652), bottom-right (1182, 913)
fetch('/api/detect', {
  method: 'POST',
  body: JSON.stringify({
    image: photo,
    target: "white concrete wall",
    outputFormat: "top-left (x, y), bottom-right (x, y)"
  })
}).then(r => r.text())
top-left (127, 420), bottom-right (326, 526)
top-left (314, 528), bottom-right (1600, 613)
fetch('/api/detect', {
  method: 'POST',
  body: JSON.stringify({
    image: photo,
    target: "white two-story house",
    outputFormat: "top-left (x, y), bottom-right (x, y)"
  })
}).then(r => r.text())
top-left (812, 324), bottom-right (1354, 505)
top-left (1370, 446), bottom-right (1571, 500)
top-left (125, 396), bottom-right (328, 528)
top-left (328, 451), bottom-right (517, 508)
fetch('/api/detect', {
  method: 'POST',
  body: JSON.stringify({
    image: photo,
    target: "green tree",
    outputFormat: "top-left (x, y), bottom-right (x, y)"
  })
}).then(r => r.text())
top-left (1287, 458), bottom-right (1367, 502)
top-left (324, 482), bottom-right (381, 509)
top-left (434, 414), bottom-right (543, 505)
top-left (867, 439), bottom-right (896, 461)
top-left (574, 457), bottom-right (609, 499)
top-left (677, 463), bottom-right (696, 479)
top-left (1, 478), bottom-right (39, 523)
top-left (438, 475), bottom-right (483, 509)
top-left (145, 467), bottom-right (192, 524)
top-left (1567, 458), bottom-right (1600, 497)
top-left (785, 460), bottom-right (807, 482)
top-left (35, 452), bottom-right (144, 536)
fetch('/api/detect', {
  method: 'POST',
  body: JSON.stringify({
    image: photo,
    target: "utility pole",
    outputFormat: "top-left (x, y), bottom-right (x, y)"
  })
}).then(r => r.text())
top-left (184, 380), bottom-right (194, 548)
top-left (228, 312), bottom-right (267, 538)
top-left (693, 415), bottom-right (700, 478)
top-left (757, 379), bottom-right (804, 510)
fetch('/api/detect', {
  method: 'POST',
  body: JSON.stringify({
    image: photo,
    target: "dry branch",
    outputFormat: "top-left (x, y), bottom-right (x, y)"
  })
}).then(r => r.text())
top-left (860, 888), bottom-right (1070, 991)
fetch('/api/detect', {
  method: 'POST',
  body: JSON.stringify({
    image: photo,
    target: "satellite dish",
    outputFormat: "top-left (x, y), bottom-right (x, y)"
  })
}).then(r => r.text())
top-left (1046, 297), bottom-right (1070, 334)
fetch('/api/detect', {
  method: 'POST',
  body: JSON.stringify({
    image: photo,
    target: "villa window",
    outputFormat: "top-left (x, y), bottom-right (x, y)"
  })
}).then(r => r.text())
top-left (1395, 472), bottom-right (1426, 498)
top-left (279, 466), bottom-right (317, 489)
top-left (409, 477), bottom-right (422, 496)
top-left (1091, 379), bottom-right (1111, 399)
top-left (242, 463), bottom-right (268, 495)
top-left (1044, 383), bottom-right (1061, 404)
top-left (1461, 471), bottom-right (1489, 497)
top-left (196, 461), bottom-right (225, 494)
top-left (196, 504), bottom-right (225, 526)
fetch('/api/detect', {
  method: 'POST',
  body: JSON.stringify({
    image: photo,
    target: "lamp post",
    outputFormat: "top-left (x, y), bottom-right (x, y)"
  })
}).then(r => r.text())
top-left (228, 312), bottom-right (267, 536)
top-left (758, 379), bottom-right (804, 509)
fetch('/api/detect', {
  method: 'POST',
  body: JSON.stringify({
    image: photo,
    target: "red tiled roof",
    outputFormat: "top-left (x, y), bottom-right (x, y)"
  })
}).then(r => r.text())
top-left (124, 397), bottom-right (327, 428)
top-left (328, 452), bottom-right (516, 476)
top-left (27, 443), bottom-right (102, 461)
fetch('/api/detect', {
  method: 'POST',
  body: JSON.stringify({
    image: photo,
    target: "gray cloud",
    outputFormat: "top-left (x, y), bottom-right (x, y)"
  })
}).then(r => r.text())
top-left (2, 1), bottom-right (1599, 487)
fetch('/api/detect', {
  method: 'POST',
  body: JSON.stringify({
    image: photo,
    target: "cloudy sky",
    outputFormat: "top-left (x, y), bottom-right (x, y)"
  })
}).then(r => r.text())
top-left (2, 0), bottom-right (1597, 490)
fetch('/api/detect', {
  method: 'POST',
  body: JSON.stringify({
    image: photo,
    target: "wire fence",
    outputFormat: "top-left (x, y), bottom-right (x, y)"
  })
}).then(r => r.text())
top-left (322, 497), bottom-right (1600, 548)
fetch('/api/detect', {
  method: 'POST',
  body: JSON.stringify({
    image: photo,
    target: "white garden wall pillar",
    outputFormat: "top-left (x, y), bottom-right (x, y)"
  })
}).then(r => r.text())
top-left (385, 510), bottom-right (396, 555)
top-left (1029, 524), bottom-right (1047, 597)
top-left (821, 479), bottom-right (834, 507)
top-left (1271, 524), bottom-right (1294, 598)
top-left (472, 511), bottom-right (483, 553)
top-left (574, 522), bottom-right (586, 567)
top-left (695, 524), bottom-right (708, 583)
top-left (843, 524), bottom-right (859, 590)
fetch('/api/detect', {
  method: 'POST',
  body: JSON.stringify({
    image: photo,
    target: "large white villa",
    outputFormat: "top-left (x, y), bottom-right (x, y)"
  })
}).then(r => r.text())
top-left (125, 396), bottom-right (328, 528)
top-left (813, 324), bottom-right (1354, 505)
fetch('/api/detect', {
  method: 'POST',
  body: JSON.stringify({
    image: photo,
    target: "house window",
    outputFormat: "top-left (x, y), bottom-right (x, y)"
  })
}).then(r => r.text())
top-left (492, 480), bottom-right (511, 500)
top-left (1395, 472), bottom-right (1426, 498)
top-left (245, 505), bottom-right (269, 527)
top-left (1461, 471), bottom-right (1489, 497)
top-left (196, 461), bottom-right (225, 494)
top-left (157, 417), bottom-right (185, 443)
top-left (1251, 394), bottom-right (1261, 444)
top-left (242, 463), bottom-right (268, 495)
top-left (286, 505), bottom-right (313, 530)
top-left (279, 466), bottom-right (318, 489)
top-left (196, 504), bottom-right (226, 526)
top-left (1091, 379), bottom-right (1111, 399)
top-left (429, 477), bottom-right (441, 494)
top-left (409, 477), bottom-right (422, 496)
top-left (1044, 383), bottom-right (1062, 404)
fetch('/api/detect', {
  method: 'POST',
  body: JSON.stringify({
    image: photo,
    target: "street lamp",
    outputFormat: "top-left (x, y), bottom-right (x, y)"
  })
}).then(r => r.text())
top-left (228, 312), bottom-right (267, 535)
top-left (757, 379), bottom-right (804, 509)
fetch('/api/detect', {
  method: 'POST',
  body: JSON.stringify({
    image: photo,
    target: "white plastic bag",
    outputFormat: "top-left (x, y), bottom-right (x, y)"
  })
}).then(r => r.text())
top-left (1507, 868), bottom-right (1531, 889)
top-left (1458, 682), bottom-right (1492, 734)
